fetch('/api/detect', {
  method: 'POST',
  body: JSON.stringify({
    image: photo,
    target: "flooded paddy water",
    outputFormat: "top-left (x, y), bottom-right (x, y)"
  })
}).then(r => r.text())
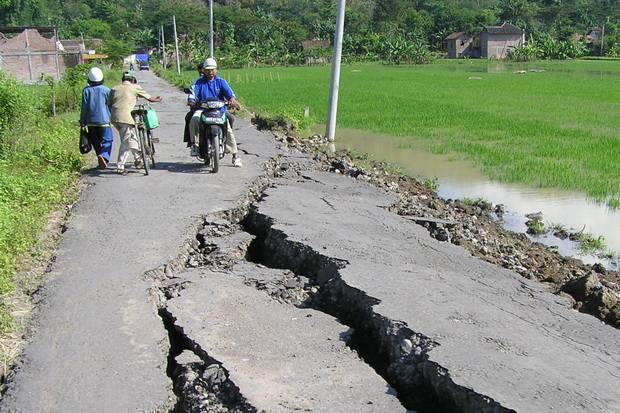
top-left (327, 127), bottom-right (620, 270)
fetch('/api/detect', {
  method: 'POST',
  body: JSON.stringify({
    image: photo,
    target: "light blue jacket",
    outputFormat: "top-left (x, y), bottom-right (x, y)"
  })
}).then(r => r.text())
top-left (80, 84), bottom-right (111, 125)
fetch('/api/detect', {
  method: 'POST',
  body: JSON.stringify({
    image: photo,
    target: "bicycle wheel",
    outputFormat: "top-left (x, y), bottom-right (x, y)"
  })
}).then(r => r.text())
top-left (138, 126), bottom-right (150, 175)
top-left (210, 134), bottom-right (219, 173)
top-left (147, 130), bottom-right (156, 168)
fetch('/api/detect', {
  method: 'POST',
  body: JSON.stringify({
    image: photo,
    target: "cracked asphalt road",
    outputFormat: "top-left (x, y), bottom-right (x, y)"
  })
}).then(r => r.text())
top-left (1, 71), bottom-right (278, 412)
top-left (2, 71), bottom-right (620, 413)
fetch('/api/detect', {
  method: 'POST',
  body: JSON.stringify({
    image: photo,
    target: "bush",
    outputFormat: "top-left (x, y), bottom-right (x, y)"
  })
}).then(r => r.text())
top-left (509, 42), bottom-right (541, 61)
top-left (379, 34), bottom-right (433, 65)
top-left (0, 71), bottom-right (31, 154)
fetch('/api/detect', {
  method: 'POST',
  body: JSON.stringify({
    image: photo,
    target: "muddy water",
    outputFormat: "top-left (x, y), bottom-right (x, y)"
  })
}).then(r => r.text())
top-left (327, 127), bottom-right (620, 269)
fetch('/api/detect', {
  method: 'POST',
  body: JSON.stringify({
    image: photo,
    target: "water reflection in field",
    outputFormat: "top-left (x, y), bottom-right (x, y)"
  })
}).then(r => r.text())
top-left (330, 127), bottom-right (620, 269)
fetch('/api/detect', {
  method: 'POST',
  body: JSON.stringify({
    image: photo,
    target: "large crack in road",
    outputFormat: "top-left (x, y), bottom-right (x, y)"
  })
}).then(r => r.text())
top-left (146, 158), bottom-right (514, 412)
top-left (140, 146), bottom-right (620, 412)
top-left (242, 208), bottom-right (510, 412)
top-left (151, 152), bottom-right (620, 412)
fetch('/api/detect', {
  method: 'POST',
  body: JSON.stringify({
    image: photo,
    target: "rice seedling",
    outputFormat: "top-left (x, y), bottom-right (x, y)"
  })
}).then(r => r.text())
top-left (607, 198), bottom-right (620, 209)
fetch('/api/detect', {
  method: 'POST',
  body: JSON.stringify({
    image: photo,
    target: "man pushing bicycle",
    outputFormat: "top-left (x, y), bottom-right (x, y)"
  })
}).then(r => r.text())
top-left (110, 71), bottom-right (162, 174)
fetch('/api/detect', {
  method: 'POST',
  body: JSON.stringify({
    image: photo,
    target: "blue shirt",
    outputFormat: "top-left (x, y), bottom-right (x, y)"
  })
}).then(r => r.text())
top-left (188, 76), bottom-right (235, 113)
top-left (80, 85), bottom-right (111, 125)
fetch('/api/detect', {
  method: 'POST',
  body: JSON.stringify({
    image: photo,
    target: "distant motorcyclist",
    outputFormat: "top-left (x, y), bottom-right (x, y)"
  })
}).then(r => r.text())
top-left (187, 58), bottom-right (242, 167)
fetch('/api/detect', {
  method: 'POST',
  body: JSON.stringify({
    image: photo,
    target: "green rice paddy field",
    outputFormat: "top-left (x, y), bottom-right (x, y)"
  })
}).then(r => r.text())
top-left (161, 60), bottom-right (620, 202)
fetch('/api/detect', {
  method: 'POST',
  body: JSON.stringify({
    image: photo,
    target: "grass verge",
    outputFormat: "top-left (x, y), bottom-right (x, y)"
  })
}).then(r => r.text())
top-left (0, 116), bottom-right (84, 331)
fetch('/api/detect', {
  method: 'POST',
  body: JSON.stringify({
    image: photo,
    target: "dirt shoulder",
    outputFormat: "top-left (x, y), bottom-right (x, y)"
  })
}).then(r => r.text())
top-left (255, 116), bottom-right (620, 329)
top-left (0, 177), bottom-right (86, 382)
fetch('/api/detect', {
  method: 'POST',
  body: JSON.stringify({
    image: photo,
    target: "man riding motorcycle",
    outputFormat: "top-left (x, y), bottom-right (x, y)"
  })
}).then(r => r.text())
top-left (187, 58), bottom-right (242, 167)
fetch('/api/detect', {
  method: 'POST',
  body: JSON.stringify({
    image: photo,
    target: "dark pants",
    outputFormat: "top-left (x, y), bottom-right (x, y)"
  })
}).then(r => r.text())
top-left (87, 126), bottom-right (114, 161)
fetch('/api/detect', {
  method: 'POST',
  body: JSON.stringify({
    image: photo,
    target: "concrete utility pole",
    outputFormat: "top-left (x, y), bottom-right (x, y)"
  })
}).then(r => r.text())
top-left (53, 27), bottom-right (60, 81)
top-left (161, 25), bottom-right (167, 68)
top-left (601, 22), bottom-right (606, 56)
top-left (24, 29), bottom-right (33, 82)
top-left (209, 0), bottom-right (214, 58)
top-left (325, 0), bottom-right (346, 151)
top-left (173, 15), bottom-right (181, 74)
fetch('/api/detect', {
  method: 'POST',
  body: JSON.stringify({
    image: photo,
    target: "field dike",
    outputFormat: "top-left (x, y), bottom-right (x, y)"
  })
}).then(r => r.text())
top-left (142, 155), bottom-right (514, 413)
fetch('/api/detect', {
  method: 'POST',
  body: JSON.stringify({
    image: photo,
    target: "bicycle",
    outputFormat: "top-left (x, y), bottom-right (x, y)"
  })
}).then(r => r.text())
top-left (131, 103), bottom-right (157, 175)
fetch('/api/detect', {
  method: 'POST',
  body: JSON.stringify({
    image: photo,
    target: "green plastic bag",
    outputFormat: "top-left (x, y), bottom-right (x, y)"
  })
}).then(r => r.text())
top-left (144, 109), bottom-right (159, 130)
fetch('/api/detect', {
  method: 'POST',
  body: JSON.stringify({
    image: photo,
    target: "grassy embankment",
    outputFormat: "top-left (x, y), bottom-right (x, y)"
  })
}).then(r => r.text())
top-left (0, 72), bottom-right (83, 332)
top-left (158, 60), bottom-right (620, 206)
top-left (0, 68), bottom-right (121, 334)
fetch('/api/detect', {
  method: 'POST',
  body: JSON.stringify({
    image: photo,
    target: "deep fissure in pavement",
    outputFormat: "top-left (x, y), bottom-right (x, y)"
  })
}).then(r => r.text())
top-left (159, 307), bottom-right (258, 413)
top-left (242, 207), bottom-right (515, 413)
top-left (142, 158), bottom-right (283, 412)
top-left (146, 154), bottom-right (515, 412)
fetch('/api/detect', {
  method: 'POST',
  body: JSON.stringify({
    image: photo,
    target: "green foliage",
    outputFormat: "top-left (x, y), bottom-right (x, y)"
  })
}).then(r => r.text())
top-left (510, 37), bottom-right (587, 61)
top-left (0, 71), bottom-right (34, 155)
top-left (379, 34), bottom-right (434, 65)
top-left (4, 0), bottom-right (620, 67)
top-left (578, 233), bottom-right (607, 255)
top-left (461, 197), bottom-right (493, 210)
top-left (538, 36), bottom-right (588, 59)
top-left (0, 72), bottom-right (85, 331)
top-left (423, 177), bottom-right (439, 191)
top-left (526, 217), bottom-right (547, 235)
top-left (103, 38), bottom-right (136, 66)
top-left (69, 18), bottom-right (113, 39)
top-left (509, 42), bottom-right (541, 61)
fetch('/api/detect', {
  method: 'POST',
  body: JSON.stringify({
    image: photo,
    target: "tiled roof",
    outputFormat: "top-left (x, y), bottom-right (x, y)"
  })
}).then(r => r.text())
top-left (445, 32), bottom-right (469, 40)
top-left (484, 22), bottom-right (523, 35)
top-left (0, 29), bottom-right (56, 52)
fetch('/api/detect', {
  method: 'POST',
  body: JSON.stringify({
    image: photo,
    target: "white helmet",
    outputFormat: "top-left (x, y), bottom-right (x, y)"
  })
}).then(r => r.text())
top-left (203, 58), bottom-right (217, 69)
top-left (87, 67), bottom-right (104, 82)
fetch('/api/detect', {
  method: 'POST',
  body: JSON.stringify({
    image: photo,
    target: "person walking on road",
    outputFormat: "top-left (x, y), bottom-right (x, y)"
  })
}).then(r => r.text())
top-left (80, 67), bottom-right (113, 169)
top-left (110, 71), bottom-right (162, 174)
top-left (188, 58), bottom-right (242, 167)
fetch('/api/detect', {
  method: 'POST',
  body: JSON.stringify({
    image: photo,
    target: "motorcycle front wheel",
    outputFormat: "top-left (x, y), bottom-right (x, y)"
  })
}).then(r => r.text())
top-left (209, 134), bottom-right (220, 173)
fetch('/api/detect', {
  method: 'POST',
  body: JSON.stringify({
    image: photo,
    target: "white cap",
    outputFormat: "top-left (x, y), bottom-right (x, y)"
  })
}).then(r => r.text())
top-left (203, 57), bottom-right (217, 69)
top-left (87, 67), bottom-right (104, 82)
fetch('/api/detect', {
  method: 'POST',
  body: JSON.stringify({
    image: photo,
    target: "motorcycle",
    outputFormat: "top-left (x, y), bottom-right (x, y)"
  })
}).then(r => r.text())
top-left (195, 99), bottom-right (228, 173)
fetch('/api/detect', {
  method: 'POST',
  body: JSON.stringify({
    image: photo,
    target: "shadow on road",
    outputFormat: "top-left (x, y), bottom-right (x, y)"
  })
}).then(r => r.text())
top-left (155, 161), bottom-right (227, 174)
